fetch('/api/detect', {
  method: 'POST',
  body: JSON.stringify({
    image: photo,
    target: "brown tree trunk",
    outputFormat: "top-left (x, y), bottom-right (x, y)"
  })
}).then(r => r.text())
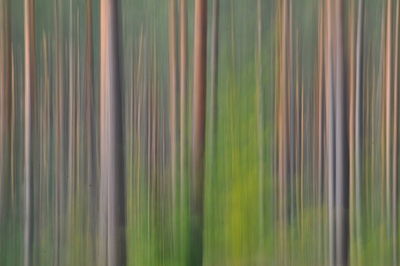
top-left (100, 0), bottom-right (126, 265)
top-left (190, 0), bottom-right (207, 264)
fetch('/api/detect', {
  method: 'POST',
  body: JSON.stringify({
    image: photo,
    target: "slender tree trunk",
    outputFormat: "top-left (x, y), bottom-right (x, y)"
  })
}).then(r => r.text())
top-left (256, 0), bottom-right (264, 247)
top-left (191, 0), bottom-right (207, 264)
top-left (85, 0), bottom-right (97, 262)
top-left (54, 1), bottom-right (65, 264)
top-left (0, 0), bottom-right (11, 220)
top-left (392, 1), bottom-right (399, 264)
top-left (316, 5), bottom-right (325, 262)
top-left (100, 0), bottom-right (126, 265)
top-left (326, 0), bottom-right (350, 264)
top-left (210, 0), bottom-right (219, 180)
top-left (385, 0), bottom-right (392, 243)
top-left (169, 0), bottom-right (178, 223)
top-left (179, 0), bottom-right (187, 230)
top-left (355, 0), bottom-right (364, 263)
top-left (325, 0), bottom-right (335, 264)
top-left (24, 0), bottom-right (36, 266)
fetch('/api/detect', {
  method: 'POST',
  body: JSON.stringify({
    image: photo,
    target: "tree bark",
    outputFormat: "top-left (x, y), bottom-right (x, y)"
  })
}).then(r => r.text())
top-left (191, 0), bottom-right (207, 264)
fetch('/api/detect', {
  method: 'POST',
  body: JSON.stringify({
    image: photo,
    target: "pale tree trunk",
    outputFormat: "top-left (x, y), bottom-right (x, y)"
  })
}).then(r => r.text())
top-left (208, 0), bottom-right (219, 255)
top-left (191, 0), bottom-right (207, 264)
top-left (385, 0), bottom-right (392, 242)
top-left (100, 0), bottom-right (126, 265)
top-left (355, 0), bottom-right (364, 263)
top-left (24, 0), bottom-right (36, 266)
top-left (210, 0), bottom-right (219, 180)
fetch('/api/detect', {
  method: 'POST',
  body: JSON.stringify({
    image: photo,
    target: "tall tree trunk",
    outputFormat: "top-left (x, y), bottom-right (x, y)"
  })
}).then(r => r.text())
top-left (355, 0), bottom-right (364, 263)
top-left (392, 1), bottom-right (399, 264)
top-left (85, 0), bottom-right (97, 262)
top-left (191, 0), bottom-right (207, 264)
top-left (256, 0), bottom-right (264, 247)
top-left (169, 0), bottom-right (178, 222)
top-left (277, 5), bottom-right (291, 262)
top-left (325, 0), bottom-right (349, 265)
top-left (385, 0), bottom-right (392, 243)
top-left (0, 0), bottom-right (11, 220)
top-left (54, 1), bottom-right (65, 264)
top-left (24, 0), bottom-right (35, 266)
top-left (179, 0), bottom-right (187, 233)
top-left (210, 0), bottom-right (219, 181)
top-left (100, 0), bottom-right (126, 265)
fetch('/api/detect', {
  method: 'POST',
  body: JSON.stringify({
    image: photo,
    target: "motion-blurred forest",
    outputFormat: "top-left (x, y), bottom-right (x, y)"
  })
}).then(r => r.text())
top-left (0, 0), bottom-right (399, 265)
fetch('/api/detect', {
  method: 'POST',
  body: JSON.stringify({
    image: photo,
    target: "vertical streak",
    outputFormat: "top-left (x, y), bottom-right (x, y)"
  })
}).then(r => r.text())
top-left (392, 1), bottom-right (399, 264)
top-left (169, 0), bottom-right (178, 224)
top-left (100, 0), bottom-right (126, 265)
top-left (24, 0), bottom-right (35, 266)
top-left (191, 0), bottom-right (207, 264)
top-left (333, 0), bottom-right (349, 264)
top-left (324, 0), bottom-right (336, 264)
top-left (256, 0), bottom-right (264, 247)
top-left (355, 0), bottom-right (364, 263)
top-left (179, 0), bottom-right (188, 230)
top-left (385, 0), bottom-right (392, 240)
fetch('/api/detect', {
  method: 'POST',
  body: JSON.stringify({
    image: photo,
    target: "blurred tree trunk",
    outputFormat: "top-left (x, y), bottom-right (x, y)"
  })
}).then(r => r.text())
top-left (256, 0), bottom-right (264, 246)
top-left (355, 0), bottom-right (364, 263)
top-left (210, 0), bottom-right (219, 180)
top-left (169, 0), bottom-right (178, 220)
top-left (325, 0), bottom-right (349, 265)
top-left (100, 0), bottom-right (126, 265)
top-left (385, 0), bottom-right (392, 244)
top-left (179, 0), bottom-right (187, 222)
top-left (190, 0), bottom-right (207, 264)
top-left (24, 0), bottom-right (36, 266)
top-left (85, 0), bottom-right (97, 261)
top-left (393, 1), bottom-right (399, 265)
top-left (333, 0), bottom-right (349, 260)
top-left (0, 0), bottom-right (11, 219)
